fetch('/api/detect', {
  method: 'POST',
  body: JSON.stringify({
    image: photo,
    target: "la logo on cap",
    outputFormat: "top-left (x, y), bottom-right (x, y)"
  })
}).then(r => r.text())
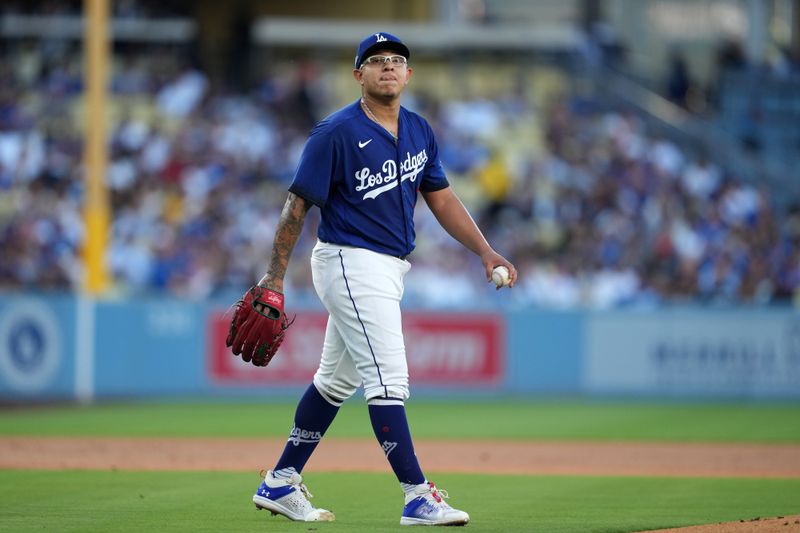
top-left (375, 33), bottom-right (387, 42)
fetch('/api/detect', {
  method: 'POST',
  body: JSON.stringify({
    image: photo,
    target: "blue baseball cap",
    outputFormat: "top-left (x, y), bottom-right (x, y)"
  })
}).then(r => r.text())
top-left (355, 32), bottom-right (410, 69)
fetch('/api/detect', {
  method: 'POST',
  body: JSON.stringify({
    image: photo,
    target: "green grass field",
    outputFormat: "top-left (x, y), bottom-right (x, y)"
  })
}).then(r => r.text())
top-left (1, 400), bottom-right (799, 532)
top-left (2, 399), bottom-right (800, 442)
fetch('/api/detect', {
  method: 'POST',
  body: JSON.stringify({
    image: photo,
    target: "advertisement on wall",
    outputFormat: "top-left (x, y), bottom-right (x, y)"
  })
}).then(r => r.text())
top-left (584, 312), bottom-right (800, 396)
top-left (207, 311), bottom-right (504, 386)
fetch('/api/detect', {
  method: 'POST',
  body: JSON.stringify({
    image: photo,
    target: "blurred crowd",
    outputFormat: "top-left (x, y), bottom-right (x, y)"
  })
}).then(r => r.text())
top-left (475, 105), bottom-right (798, 308)
top-left (1, 37), bottom-right (798, 308)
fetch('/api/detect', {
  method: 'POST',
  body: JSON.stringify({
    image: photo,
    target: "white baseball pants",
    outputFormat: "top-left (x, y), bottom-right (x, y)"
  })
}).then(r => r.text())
top-left (310, 240), bottom-right (411, 405)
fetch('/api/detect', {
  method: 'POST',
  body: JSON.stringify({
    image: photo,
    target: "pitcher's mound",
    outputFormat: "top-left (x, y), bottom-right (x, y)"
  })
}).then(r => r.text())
top-left (641, 514), bottom-right (800, 533)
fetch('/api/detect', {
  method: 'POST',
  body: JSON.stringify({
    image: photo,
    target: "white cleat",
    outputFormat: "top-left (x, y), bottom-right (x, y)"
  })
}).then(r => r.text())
top-left (252, 470), bottom-right (335, 522)
top-left (400, 481), bottom-right (470, 526)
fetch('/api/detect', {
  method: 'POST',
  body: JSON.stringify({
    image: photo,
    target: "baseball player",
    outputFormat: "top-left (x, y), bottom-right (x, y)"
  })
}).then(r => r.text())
top-left (233, 31), bottom-right (516, 526)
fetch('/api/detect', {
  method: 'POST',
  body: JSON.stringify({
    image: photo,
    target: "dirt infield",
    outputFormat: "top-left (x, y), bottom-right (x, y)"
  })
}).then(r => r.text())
top-left (2, 436), bottom-right (800, 477)
top-left (2, 437), bottom-right (798, 532)
top-left (646, 516), bottom-right (800, 533)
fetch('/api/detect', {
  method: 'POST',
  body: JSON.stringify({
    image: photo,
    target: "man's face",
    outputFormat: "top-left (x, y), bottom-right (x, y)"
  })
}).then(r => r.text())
top-left (354, 50), bottom-right (412, 99)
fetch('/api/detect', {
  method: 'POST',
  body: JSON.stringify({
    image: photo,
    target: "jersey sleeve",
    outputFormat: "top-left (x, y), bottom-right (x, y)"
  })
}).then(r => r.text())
top-left (288, 122), bottom-right (339, 206)
top-left (418, 121), bottom-right (450, 193)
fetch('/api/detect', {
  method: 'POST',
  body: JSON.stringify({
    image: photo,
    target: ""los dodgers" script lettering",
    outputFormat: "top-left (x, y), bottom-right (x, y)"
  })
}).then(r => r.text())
top-left (354, 149), bottom-right (428, 200)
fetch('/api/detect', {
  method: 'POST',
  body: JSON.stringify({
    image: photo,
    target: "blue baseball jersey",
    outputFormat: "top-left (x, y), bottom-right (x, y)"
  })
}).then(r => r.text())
top-left (288, 99), bottom-right (449, 257)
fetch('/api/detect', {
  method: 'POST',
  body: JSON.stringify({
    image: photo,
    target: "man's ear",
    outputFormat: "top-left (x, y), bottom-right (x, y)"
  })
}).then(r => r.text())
top-left (353, 68), bottom-right (364, 85)
top-left (404, 67), bottom-right (413, 85)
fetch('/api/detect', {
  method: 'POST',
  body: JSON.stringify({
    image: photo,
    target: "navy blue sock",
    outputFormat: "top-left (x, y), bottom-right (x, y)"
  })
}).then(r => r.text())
top-left (368, 403), bottom-right (425, 485)
top-left (273, 383), bottom-right (340, 474)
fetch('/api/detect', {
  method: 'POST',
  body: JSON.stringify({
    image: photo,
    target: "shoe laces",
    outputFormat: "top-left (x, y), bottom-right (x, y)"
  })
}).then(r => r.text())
top-left (287, 472), bottom-right (314, 499)
top-left (423, 482), bottom-right (448, 504)
top-left (294, 481), bottom-right (313, 499)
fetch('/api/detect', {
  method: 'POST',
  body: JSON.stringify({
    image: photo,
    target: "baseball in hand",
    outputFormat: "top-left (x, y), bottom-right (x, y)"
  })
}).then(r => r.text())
top-left (491, 266), bottom-right (511, 288)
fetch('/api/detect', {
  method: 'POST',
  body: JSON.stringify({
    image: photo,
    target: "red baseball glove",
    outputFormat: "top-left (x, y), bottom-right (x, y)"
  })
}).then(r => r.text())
top-left (226, 285), bottom-right (293, 367)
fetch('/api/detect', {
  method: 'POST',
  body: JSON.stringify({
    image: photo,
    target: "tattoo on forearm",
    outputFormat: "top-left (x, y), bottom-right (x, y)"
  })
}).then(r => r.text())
top-left (262, 193), bottom-right (310, 290)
